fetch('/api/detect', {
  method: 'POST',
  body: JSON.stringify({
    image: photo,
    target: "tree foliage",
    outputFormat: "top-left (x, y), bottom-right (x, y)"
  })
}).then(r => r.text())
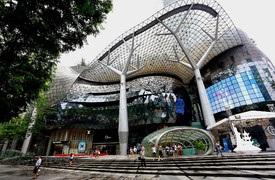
top-left (31, 95), bottom-right (52, 139)
top-left (79, 58), bottom-right (87, 66)
top-left (0, 117), bottom-right (30, 141)
top-left (0, 0), bottom-right (113, 122)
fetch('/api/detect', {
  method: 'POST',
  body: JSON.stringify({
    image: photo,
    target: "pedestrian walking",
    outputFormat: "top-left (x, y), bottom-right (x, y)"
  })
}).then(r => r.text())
top-left (172, 143), bottom-right (177, 158)
top-left (69, 153), bottom-right (74, 166)
top-left (129, 147), bottom-right (135, 158)
top-left (216, 143), bottom-right (224, 156)
top-left (151, 145), bottom-right (157, 161)
top-left (133, 146), bottom-right (137, 159)
top-left (165, 145), bottom-right (170, 157)
top-left (157, 145), bottom-right (163, 161)
top-left (177, 144), bottom-right (182, 157)
top-left (33, 155), bottom-right (42, 179)
top-left (95, 148), bottom-right (100, 158)
top-left (139, 145), bottom-right (146, 167)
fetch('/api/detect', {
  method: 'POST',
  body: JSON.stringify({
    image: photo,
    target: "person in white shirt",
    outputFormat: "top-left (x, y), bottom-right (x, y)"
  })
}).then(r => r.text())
top-left (69, 153), bottom-right (74, 166)
top-left (33, 156), bottom-right (42, 179)
top-left (129, 147), bottom-right (134, 158)
top-left (133, 146), bottom-right (137, 158)
top-left (139, 145), bottom-right (146, 167)
top-left (151, 145), bottom-right (157, 161)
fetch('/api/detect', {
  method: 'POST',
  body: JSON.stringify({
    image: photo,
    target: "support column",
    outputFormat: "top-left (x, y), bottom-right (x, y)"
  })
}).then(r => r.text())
top-left (99, 34), bottom-right (142, 156)
top-left (118, 74), bottom-right (129, 156)
top-left (155, 9), bottom-right (225, 127)
top-left (10, 139), bottom-right (18, 150)
top-left (64, 130), bottom-right (68, 141)
top-left (194, 69), bottom-right (215, 126)
top-left (21, 107), bottom-right (37, 154)
top-left (46, 135), bottom-right (52, 156)
top-left (1, 140), bottom-right (9, 156)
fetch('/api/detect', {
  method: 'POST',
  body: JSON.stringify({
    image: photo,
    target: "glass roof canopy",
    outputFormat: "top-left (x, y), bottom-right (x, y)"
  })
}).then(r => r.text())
top-left (141, 126), bottom-right (215, 156)
top-left (77, 0), bottom-right (242, 86)
top-left (46, 65), bottom-right (80, 106)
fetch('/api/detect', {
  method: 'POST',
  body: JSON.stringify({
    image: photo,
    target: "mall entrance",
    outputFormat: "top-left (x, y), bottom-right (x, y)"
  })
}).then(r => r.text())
top-left (92, 129), bottom-right (119, 155)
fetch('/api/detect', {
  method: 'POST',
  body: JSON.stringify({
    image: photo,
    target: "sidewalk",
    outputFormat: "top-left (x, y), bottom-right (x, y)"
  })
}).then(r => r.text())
top-left (1, 152), bottom-right (275, 180)
top-left (0, 164), bottom-right (159, 180)
top-left (0, 165), bottom-right (71, 180)
top-left (1, 163), bottom-right (275, 180)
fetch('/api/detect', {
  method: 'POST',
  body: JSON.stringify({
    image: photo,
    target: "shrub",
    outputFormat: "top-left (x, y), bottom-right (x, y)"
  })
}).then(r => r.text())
top-left (195, 141), bottom-right (206, 151)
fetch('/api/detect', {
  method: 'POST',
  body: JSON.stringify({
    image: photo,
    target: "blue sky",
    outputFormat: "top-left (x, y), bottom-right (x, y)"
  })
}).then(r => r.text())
top-left (59, 0), bottom-right (275, 67)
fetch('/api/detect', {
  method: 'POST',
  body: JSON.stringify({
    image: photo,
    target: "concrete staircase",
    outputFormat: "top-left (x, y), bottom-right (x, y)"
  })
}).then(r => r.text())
top-left (42, 153), bottom-right (275, 179)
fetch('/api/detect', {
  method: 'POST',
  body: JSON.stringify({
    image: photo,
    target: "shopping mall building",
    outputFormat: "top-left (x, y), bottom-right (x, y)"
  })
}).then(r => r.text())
top-left (21, 0), bottom-right (275, 156)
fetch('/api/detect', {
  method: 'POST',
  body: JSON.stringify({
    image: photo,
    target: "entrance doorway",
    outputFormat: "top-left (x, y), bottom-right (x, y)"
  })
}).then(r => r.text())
top-left (92, 143), bottom-right (118, 155)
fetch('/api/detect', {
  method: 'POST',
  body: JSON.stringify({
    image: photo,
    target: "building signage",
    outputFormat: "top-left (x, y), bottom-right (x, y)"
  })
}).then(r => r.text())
top-left (78, 141), bottom-right (86, 153)
top-left (92, 129), bottom-right (118, 143)
top-left (52, 141), bottom-right (70, 144)
top-left (105, 135), bottom-right (111, 139)
top-left (52, 141), bottom-right (61, 144)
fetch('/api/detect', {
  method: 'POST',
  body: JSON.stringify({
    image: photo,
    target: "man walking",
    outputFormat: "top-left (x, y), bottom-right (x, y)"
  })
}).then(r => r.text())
top-left (33, 155), bottom-right (42, 179)
top-left (139, 145), bottom-right (146, 167)
top-left (216, 143), bottom-right (224, 157)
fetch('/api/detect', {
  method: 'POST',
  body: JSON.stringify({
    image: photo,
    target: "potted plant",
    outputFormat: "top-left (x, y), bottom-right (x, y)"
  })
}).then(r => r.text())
top-left (195, 140), bottom-right (206, 155)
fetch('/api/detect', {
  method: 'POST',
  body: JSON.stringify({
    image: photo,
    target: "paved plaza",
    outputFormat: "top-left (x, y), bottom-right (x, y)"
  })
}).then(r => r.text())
top-left (1, 153), bottom-right (275, 180)
top-left (1, 164), bottom-right (274, 180)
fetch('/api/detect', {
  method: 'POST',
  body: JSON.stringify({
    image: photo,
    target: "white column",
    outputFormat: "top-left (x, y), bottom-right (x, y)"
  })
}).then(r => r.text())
top-left (46, 135), bottom-right (52, 156)
top-left (100, 34), bottom-right (141, 156)
top-left (1, 140), bottom-right (9, 156)
top-left (118, 74), bottom-right (129, 156)
top-left (156, 12), bottom-right (222, 128)
top-left (194, 69), bottom-right (215, 126)
top-left (10, 139), bottom-right (18, 150)
top-left (64, 130), bottom-right (68, 141)
top-left (21, 107), bottom-right (37, 154)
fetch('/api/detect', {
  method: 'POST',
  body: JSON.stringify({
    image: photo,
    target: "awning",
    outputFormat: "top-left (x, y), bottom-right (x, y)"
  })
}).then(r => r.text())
top-left (207, 110), bottom-right (275, 130)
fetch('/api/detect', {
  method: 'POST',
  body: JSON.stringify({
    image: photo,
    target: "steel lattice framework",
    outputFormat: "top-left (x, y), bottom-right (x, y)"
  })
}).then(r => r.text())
top-left (79, 0), bottom-right (241, 83)
top-left (66, 0), bottom-right (242, 103)
top-left (141, 126), bottom-right (215, 156)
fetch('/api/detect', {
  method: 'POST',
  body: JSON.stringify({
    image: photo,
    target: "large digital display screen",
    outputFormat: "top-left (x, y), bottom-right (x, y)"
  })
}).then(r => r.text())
top-left (206, 71), bottom-right (265, 114)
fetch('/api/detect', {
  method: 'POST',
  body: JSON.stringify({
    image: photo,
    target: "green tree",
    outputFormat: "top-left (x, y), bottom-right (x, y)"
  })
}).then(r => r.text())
top-left (79, 58), bottom-right (87, 66)
top-left (0, 117), bottom-right (30, 141)
top-left (0, 0), bottom-right (113, 123)
top-left (31, 95), bottom-right (52, 139)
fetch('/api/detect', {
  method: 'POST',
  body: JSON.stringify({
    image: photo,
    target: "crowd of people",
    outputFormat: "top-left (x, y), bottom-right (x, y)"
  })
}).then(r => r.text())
top-left (154, 143), bottom-right (183, 160)
top-left (31, 141), bottom-right (230, 178)
top-left (128, 143), bottom-right (184, 163)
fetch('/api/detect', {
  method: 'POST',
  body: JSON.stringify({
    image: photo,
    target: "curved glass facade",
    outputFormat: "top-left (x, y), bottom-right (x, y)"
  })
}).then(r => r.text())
top-left (201, 30), bottom-right (275, 119)
top-left (45, 65), bottom-right (80, 106)
top-left (46, 75), bottom-right (193, 129)
top-left (141, 126), bottom-right (215, 156)
top-left (206, 71), bottom-right (265, 114)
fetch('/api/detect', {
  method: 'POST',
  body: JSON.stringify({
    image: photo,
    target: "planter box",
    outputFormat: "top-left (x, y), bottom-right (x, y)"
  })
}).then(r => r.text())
top-left (183, 148), bottom-right (196, 156)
